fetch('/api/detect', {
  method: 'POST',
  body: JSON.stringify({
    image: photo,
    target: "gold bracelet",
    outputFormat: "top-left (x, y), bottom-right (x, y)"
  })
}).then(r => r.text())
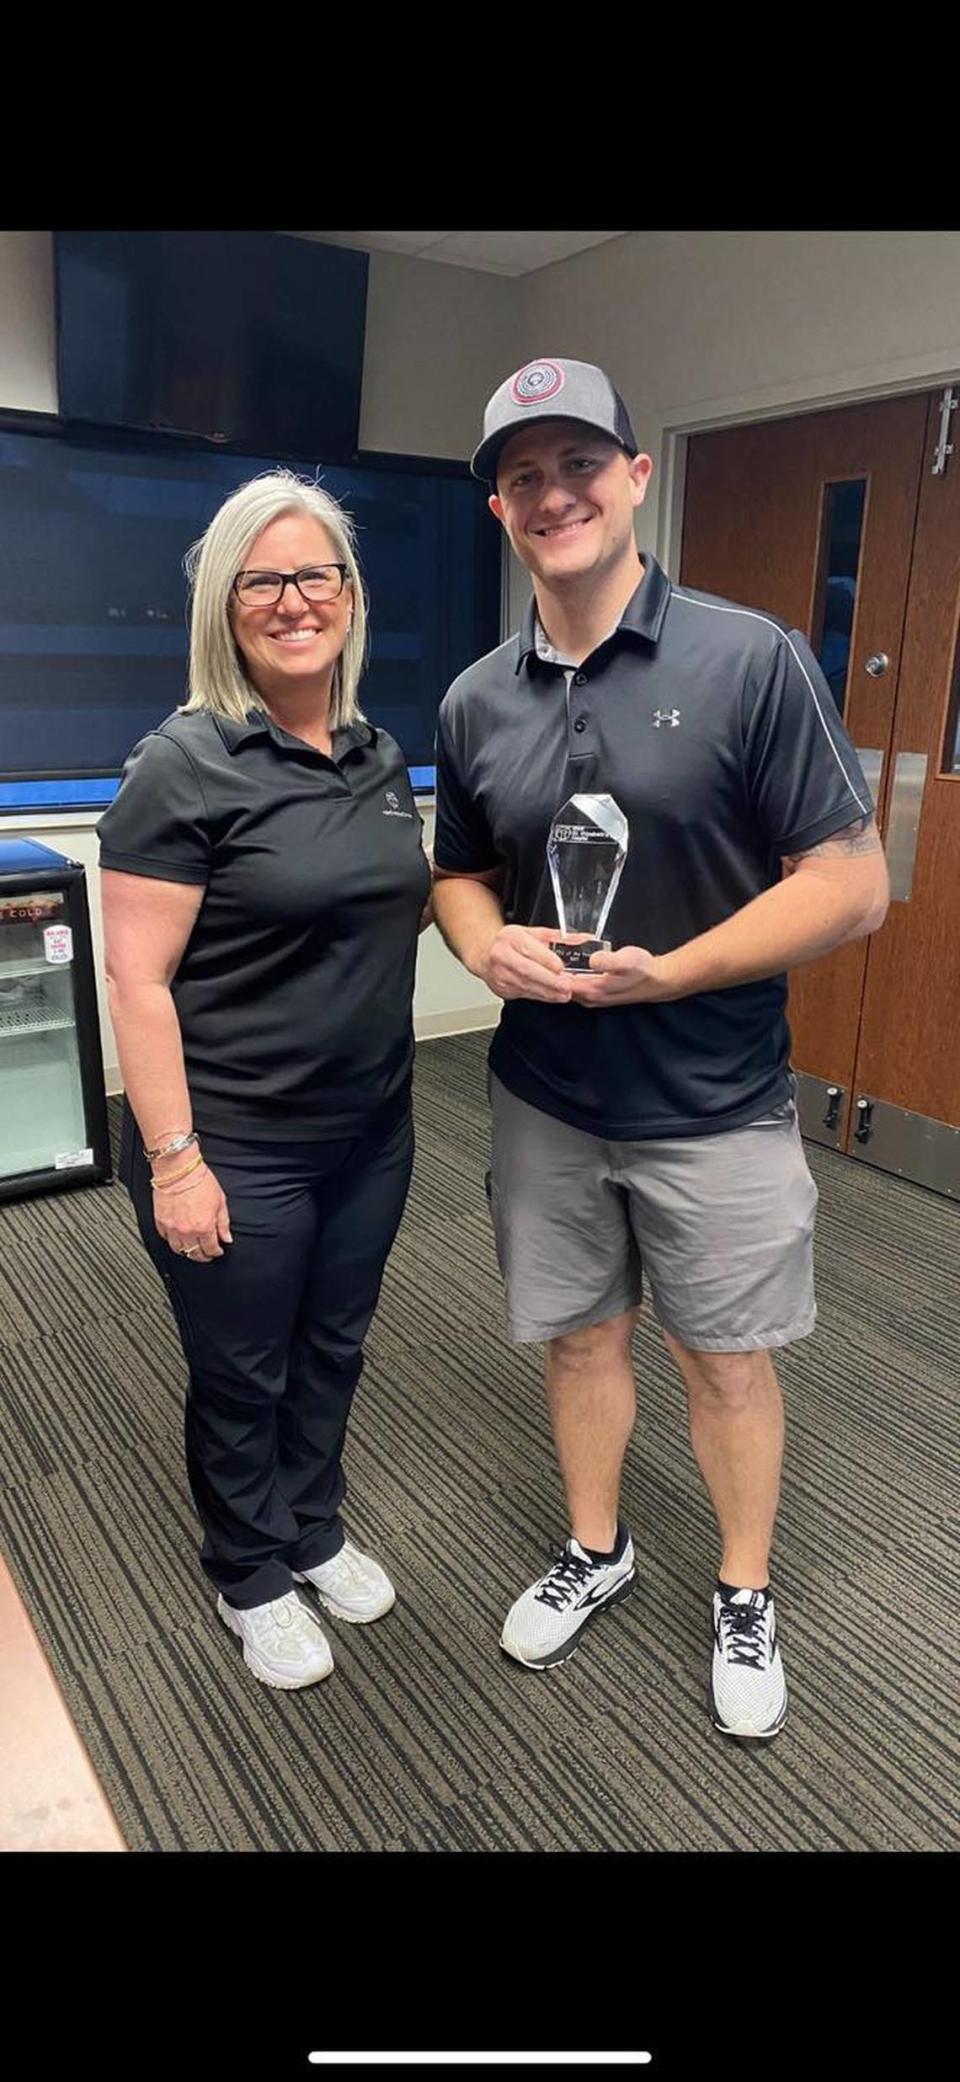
top-left (151, 1152), bottom-right (205, 1191)
top-left (159, 1165), bottom-right (209, 1198)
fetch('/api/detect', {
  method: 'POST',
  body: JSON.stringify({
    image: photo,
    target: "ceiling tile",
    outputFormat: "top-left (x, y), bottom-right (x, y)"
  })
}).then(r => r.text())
top-left (294, 230), bottom-right (628, 275)
top-left (429, 231), bottom-right (626, 275)
top-left (298, 231), bottom-right (451, 256)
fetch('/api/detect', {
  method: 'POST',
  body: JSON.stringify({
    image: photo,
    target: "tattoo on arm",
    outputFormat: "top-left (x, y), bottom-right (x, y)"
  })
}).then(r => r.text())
top-left (783, 815), bottom-right (883, 869)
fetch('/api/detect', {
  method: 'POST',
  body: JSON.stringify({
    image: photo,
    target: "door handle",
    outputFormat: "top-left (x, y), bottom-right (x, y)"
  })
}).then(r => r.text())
top-left (885, 753), bottom-right (927, 902)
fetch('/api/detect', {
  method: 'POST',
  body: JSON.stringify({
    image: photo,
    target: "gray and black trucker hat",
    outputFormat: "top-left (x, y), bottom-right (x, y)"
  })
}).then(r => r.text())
top-left (471, 357), bottom-right (639, 484)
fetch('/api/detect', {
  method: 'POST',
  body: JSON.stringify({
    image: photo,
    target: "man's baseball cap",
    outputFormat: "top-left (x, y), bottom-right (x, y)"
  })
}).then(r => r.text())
top-left (471, 357), bottom-right (639, 485)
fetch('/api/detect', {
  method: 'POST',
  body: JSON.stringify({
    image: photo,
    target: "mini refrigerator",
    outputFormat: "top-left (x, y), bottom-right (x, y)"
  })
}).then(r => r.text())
top-left (0, 838), bottom-right (111, 1202)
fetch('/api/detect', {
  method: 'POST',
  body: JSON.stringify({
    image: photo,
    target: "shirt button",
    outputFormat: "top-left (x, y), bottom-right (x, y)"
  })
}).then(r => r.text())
top-left (573, 717), bottom-right (587, 734)
top-left (574, 672), bottom-right (587, 685)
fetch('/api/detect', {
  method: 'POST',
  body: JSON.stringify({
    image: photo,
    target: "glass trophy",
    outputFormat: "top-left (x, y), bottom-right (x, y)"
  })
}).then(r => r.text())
top-left (546, 793), bottom-right (629, 970)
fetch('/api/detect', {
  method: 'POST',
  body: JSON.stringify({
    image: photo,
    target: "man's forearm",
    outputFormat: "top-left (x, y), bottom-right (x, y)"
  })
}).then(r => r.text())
top-left (659, 867), bottom-right (888, 999)
top-left (432, 876), bottom-right (505, 978)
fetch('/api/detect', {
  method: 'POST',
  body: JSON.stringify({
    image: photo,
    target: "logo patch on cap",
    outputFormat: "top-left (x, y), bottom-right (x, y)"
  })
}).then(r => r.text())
top-left (511, 360), bottom-right (565, 406)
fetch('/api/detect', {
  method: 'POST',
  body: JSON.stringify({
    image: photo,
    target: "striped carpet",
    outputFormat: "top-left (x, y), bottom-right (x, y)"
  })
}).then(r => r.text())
top-left (0, 1029), bottom-right (956, 1852)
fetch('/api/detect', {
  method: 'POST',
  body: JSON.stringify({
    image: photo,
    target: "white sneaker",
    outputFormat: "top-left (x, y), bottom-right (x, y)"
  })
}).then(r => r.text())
top-left (500, 1528), bottom-right (636, 1669)
top-left (293, 1538), bottom-right (396, 1623)
top-left (710, 1586), bottom-right (788, 1739)
top-left (217, 1589), bottom-right (333, 1689)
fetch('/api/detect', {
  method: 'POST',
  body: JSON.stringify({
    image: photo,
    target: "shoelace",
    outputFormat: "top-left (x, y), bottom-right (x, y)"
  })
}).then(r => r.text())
top-left (718, 1601), bottom-right (770, 1669)
top-left (535, 1546), bottom-right (596, 1612)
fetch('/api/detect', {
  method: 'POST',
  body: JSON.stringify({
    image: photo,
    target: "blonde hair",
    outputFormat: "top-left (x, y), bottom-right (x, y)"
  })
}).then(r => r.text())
top-left (182, 469), bottom-right (368, 727)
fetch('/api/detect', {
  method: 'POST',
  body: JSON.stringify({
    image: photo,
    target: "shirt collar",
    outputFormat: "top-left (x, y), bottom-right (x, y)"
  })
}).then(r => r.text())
top-left (213, 709), bottom-right (378, 756)
top-left (515, 554), bottom-right (672, 674)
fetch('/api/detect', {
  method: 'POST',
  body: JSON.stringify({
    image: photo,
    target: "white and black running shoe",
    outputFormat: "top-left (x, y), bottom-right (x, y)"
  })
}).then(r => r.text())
top-left (500, 1528), bottom-right (636, 1669)
top-left (710, 1586), bottom-right (788, 1740)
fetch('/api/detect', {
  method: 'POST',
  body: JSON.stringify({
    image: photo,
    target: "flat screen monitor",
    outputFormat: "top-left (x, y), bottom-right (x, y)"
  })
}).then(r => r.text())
top-left (55, 230), bottom-right (368, 461)
top-left (0, 422), bottom-right (502, 807)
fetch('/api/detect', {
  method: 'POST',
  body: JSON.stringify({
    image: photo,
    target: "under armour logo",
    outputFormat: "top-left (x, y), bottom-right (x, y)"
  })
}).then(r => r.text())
top-left (652, 708), bottom-right (680, 728)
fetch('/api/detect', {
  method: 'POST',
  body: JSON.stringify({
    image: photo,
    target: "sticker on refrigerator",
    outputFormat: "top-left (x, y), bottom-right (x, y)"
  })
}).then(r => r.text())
top-left (54, 1148), bottom-right (94, 1170)
top-left (44, 925), bottom-right (74, 965)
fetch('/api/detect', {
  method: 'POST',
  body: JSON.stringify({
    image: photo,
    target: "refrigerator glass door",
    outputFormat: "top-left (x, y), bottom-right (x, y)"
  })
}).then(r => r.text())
top-left (0, 886), bottom-right (92, 1181)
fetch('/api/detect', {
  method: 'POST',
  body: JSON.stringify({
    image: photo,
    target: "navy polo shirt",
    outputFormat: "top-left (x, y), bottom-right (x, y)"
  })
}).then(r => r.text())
top-left (99, 707), bottom-right (431, 1139)
top-left (434, 556), bottom-right (874, 1139)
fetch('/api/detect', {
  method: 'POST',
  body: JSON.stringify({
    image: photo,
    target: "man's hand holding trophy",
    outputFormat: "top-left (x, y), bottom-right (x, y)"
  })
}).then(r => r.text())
top-left (547, 793), bottom-right (670, 1006)
top-left (546, 792), bottom-right (629, 970)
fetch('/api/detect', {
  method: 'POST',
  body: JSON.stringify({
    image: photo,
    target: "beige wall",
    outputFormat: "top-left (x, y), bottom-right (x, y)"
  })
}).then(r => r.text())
top-left (359, 248), bottom-right (519, 458)
top-left (0, 233), bottom-right (56, 412)
top-left (520, 230), bottom-right (960, 427)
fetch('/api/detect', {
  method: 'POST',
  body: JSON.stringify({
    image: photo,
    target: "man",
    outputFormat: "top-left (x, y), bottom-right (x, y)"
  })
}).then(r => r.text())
top-left (432, 357), bottom-right (888, 1740)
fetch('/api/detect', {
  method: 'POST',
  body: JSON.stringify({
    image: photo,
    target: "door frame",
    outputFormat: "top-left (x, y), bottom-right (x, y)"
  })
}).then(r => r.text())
top-left (657, 356), bottom-right (960, 576)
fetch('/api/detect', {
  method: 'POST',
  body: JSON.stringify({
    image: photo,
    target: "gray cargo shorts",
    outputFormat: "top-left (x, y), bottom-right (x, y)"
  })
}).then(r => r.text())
top-left (487, 1072), bottom-right (818, 1351)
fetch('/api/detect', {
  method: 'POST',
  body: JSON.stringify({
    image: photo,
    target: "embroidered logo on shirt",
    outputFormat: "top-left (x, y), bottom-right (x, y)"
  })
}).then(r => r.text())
top-left (652, 709), bottom-right (681, 728)
top-left (383, 789), bottom-right (413, 819)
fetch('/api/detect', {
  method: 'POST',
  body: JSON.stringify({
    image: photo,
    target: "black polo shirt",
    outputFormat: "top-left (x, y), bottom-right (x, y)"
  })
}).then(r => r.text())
top-left (98, 708), bottom-right (431, 1138)
top-left (434, 556), bottom-right (874, 1140)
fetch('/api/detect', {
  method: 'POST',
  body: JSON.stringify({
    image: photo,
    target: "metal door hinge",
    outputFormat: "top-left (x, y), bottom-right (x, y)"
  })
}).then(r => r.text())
top-left (932, 387), bottom-right (957, 476)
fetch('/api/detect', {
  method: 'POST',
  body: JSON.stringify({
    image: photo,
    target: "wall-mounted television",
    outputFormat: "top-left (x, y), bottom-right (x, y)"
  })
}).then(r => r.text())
top-left (0, 419), bottom-right (502, 807)
top-left (55, 230), bottom-right (369, 461)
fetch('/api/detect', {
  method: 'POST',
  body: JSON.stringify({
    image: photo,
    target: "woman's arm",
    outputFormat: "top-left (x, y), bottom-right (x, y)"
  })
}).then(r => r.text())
top-left (102, 869), bottom-right (231, 1258)
top-left (102, 870), bottom-right (202, 1141)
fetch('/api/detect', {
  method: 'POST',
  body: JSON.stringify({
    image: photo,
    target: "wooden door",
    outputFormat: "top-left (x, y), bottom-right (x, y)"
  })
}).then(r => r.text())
top-left (681, 394), bottom-right (930, 1118)
top-left (680, 390), bottom-right (960, 1195)
top-left (847, 391), bottom-right (960, 1193)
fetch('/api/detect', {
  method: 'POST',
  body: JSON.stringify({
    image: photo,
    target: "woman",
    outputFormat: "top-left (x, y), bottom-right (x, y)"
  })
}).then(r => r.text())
top-left (99, 470), bottom-right (432, 1690)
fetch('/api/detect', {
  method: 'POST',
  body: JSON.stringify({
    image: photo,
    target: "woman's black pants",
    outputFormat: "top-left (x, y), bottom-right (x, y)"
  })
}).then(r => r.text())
top-left (123, 1100), bottom-right (414, 1609)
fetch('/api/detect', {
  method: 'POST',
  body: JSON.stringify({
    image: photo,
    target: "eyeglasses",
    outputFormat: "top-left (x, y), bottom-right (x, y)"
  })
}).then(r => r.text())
top-left (232, 563), bottom-right (350, 609)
